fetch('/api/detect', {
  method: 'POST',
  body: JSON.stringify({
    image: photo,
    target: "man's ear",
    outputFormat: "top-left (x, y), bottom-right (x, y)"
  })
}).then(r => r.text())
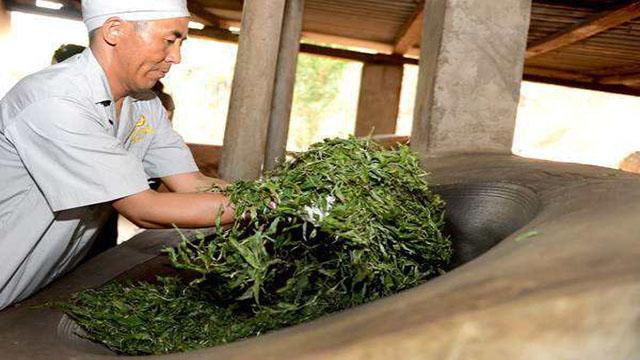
top-left (100, 17), bottom-right (126, 46)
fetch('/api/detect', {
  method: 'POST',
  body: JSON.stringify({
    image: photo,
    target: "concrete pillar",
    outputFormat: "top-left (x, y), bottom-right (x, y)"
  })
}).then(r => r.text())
top-left (219, 0), bottom-right (286, 181)
top-left (355, 63), bottom-right (404, 137)
top-left (411, 0), bottom-right (532, 156)
top-left (264, 0), bottom-right (305, 172)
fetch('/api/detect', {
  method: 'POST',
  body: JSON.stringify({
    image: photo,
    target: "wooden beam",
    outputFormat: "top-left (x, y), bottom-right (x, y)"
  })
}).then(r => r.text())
top-left (523, 74), bottom-right (640, 97)
top-left (523, 66), bottom-right (640, 96)
top-left (393, 0), bottom-right (424, 54)
top-left (218, 18), bottom-right (398, 54)
top-left (7, 1), bottom-right (399, 60)
top-left (301, 31), bottom-right (394, 54)
top-left (202, 0), bottom-right (244, 12)
top-left (190, 26), bottom-right (239, 42)
top-left (300, 43), bottom-right (418, 66)
top-left (5, 0), bottom-right (30, 6)
top-left (599, 73), bottom-right (640, 86)
top-left (8, 0), bottom-right (639, 99)
top-left (17, 0), bottom-right (225, 29)
top-left (526, 0), bottom-right (640, 59)
top-left (405, 47), bottom-right (420, 58)
top-left (187, 0), bottom-right (222, 28)
top-left (60, 0), bottom-right (80, 12)
top-left (1, 0), bottom-right (9, 35)
top-left (191, 27), bottom-right (418, 66)
top-left (586, 63), bottom-right (640, 77)
top-left (523, 66), bottom-right (595, 83)
top-left (5, 1), bottom-right (80, 20)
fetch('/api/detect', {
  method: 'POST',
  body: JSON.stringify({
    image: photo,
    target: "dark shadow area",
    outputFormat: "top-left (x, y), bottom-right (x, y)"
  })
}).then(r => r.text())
top-left (434, 182), bottom-right (540, 268)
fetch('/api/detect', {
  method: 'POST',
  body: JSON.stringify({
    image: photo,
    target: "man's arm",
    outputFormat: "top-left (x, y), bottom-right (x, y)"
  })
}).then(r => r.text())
top-left (160, 171), bottom-right (228, 193)
top-left (115, 172), bottom-right (233, 228)
top-left (112, 189), bottom-right (234, 229)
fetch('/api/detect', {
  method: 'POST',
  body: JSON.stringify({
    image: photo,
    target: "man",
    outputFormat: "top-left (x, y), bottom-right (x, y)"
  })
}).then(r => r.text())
top-left (0, 0), bottom-right (235, 310)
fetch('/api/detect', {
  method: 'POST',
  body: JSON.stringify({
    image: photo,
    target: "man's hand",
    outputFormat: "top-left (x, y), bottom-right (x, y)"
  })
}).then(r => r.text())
top-left (161, 171), bottom-right (229, 193)
top-left (210, 177), bottom-right (230, 191)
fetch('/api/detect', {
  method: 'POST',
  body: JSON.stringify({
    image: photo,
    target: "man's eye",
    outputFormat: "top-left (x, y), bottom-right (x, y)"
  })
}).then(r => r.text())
top-left (165, 39), bottom-right (176, 45)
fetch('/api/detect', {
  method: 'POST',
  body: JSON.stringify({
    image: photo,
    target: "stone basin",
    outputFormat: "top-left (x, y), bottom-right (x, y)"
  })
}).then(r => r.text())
top-left (1, 154), bottom-right (639, 359)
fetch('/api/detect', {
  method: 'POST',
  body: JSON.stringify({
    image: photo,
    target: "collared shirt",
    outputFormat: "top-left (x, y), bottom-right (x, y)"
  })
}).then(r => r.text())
top-left (0, 49), bottom-right (198, 309)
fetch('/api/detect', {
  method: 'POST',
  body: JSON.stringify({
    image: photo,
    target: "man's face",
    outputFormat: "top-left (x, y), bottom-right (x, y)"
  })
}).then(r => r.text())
top-left (115, 17), bottom-right (189, 93)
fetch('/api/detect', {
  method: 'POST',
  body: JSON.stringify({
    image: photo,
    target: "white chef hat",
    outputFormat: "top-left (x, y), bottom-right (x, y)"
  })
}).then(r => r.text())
top-left (82, 0), bottom-right (190, 32)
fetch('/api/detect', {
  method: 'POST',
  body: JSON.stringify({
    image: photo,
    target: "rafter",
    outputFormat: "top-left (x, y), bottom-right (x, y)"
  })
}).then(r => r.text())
top-left (196, 0), bottom-right (243, 12)
top-left (392, 0), bottom-right (424, 54)
top-left (5, 0), bottom-right (80, 19)
top-left (526, 0), bottom-right (640, 59)
top-left (523, 73), bottom-right (640, 97)
top-left (191, 27), bottom-right (418, 66)
top-left (523, 66), bottom-right (595, 83)
top-left (61, 0), bottom-right (80, 12)
top-left (523, 66), bottom-right (640, 94)
top-left (300, 43), bottom-right (418, 66)
top-left (6, 0), bottom-right (639, 97)
top-left (586, 63), bottom-right (640, 77)
top-left (599, 73), bottom-right (640, 86)
top-left (187, 1), bottom-right (222, 28)
top-left (219, 18), bottom-right (397, 54)
top-left (1, 0), bottom-right (8, 30)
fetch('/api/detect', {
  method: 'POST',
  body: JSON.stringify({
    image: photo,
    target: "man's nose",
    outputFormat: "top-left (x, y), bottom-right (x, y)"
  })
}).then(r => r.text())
top-left (166, 46), bottom-right (182, 65)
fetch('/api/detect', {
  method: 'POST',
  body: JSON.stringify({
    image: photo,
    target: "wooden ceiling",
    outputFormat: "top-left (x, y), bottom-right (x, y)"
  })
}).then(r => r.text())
top-left (196, 0), bottom-right (640, 96)
top-left (5, 0), bottom-right (640, 96)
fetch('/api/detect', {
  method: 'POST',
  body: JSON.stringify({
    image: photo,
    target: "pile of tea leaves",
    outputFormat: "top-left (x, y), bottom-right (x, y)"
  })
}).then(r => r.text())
top-left (58, 137), bottom-right (452, 355)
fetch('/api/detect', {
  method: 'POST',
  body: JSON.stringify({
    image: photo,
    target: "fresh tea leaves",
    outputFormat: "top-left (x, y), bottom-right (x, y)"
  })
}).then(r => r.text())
top-left (60, 137), bottom-right (452, 355)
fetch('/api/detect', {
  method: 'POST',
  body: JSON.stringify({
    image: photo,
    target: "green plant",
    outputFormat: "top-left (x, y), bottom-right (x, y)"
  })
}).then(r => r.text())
top-left (59, 137), bottom-right (452, 355)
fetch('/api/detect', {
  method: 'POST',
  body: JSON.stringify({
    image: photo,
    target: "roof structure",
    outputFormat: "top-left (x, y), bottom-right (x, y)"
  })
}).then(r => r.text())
top-left (6, 0), bottom-right (640, 96)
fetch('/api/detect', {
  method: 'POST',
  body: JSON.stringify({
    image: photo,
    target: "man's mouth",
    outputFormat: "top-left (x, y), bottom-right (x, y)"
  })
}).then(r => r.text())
top-left (156, 68), bottom-right (170, 76)
top-left (155, 70), bottom-right (169, 79)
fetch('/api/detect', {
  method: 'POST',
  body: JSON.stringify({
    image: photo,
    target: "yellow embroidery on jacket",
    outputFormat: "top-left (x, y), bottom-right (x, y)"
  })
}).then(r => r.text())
top-left (130, 115), bottom-right (155, 144)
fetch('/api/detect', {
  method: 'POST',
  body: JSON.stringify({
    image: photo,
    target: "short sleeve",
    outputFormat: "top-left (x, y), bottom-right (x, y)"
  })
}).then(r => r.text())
top-left (4, 98), bottom-right (150, 212)
top-left (142, 106), bottom-right (198, 178)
